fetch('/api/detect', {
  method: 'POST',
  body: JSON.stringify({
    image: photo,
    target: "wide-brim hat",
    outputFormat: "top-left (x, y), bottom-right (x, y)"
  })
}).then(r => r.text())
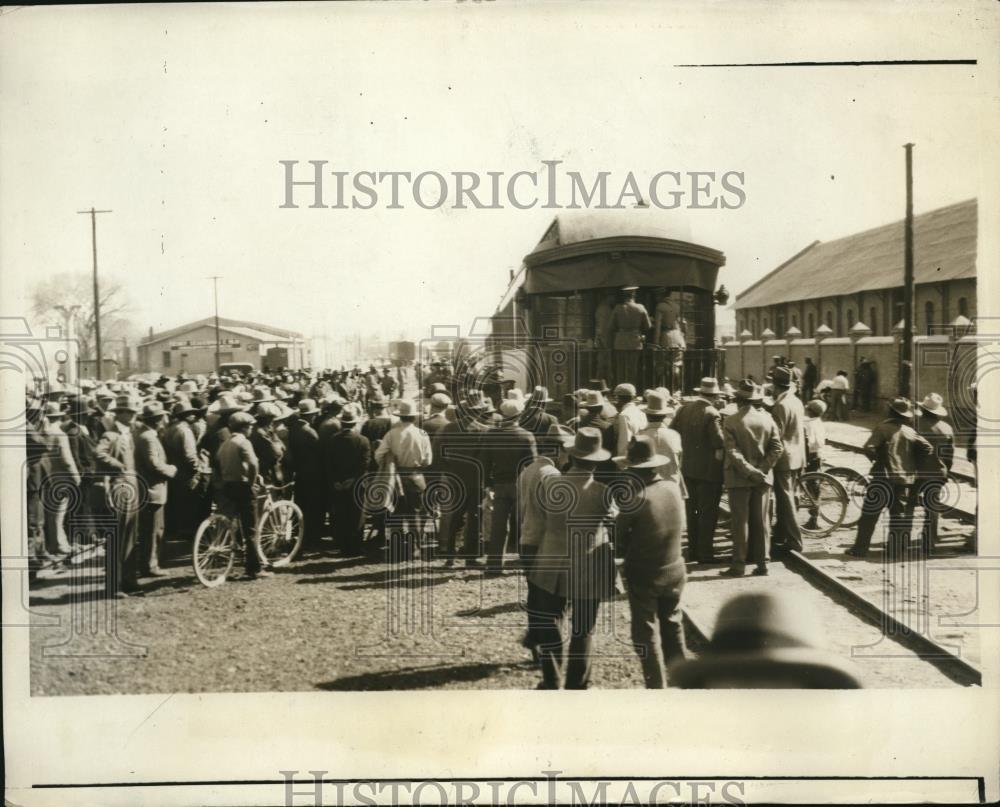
top-left (139, 401), bottom-right (168, 421)
top-left (643, 390), bottom-right (672, 415)
top-left (889, 397), bottom-right (915, 419)
top-left (669, 646), bottom-right (863, 690)
top-left (613, 435), bottom-right (668, 469)
top-left (170, 400), bottom-right (200, 418)
top-left (918, 393), bottom-right (948, 417)
top-left (587, 378), bottom-right (611, 394)
top-left (695, 377), bottom-right (721, 396)
top-left (582, 390), bottom-right (606, 410)
top-left (112, 395), bottom-right (140, 413)
top-left (567, 426), bottom-right (611, 462)
top-left (395, 399), bottom-right (418, 418)
top-left (734, 380), bottom-right (763, 402)
top-left (528, 385), bottom-right (554, 404)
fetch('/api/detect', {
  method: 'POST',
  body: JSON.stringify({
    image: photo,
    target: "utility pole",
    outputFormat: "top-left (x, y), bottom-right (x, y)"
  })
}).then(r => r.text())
top-left (900, 144), bottom-right (915, 398)
top-left (208, 276), bottom-right (223, 373)
top-left (76, 207), bottom-right (112, 380)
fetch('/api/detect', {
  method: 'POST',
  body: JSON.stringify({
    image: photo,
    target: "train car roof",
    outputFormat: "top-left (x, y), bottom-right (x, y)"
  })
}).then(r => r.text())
top-left (527, 209), bottom-right (697, 256)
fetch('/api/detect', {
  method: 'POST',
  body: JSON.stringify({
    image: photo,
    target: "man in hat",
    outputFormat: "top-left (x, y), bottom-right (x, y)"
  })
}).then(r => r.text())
top-left (614, 435), bottom-right (689, 687)
top-left (134, 401), bottom-right (177, 577)
top-left (608, 286), bottom-right (652, 386)
top-left (420, 392), bottom-right (451, 443)
top-left (529, 427), bottom-right (617, 689)
top-left (163, 399), bottom-right (208, 539)
top-left (95, 394), bottom-right (143, 597)
top-left (669, 378), bottom-right (725, 564)
top-left (769, 365), bottom-right (806, 557)
top-left (518, 422), bottom-right (575, 656)
top-left (721, 380), bottom-right (784, 577)
top-left (669, 591), bottom-right (862, 688)
top-left (379, 367), bottom-right (398, 398)
top-left (375, 400), bottom-right (433, 560)
top-left (287, 398), bottom-right (327, 552)
top-left (217, 411), bottom-right (271, 579)
top-left (846, 398), bottom-right (933, 560)
top-left (251, 402), bottom-right (288, 486)
top-left (325, 408), bottom-right (371, 557)
top-left (916, 392), bottom-right (954, 554)
top-left (578, 390), bottom-right (615, 452)
top-left (801, 357), bottom-right (818, 404)
top-left (39, 401), bottom-right (81, 557)
top-left (481, 398), bottom-right (537, 575)
top-left (24, 398), bottom-right (49, 572)
top-left (519, 386), bottom-right (558, 439)
top-left (612, 382), bottom-right (648, 459)
top-left (636, 390), bottom-right (685, 490)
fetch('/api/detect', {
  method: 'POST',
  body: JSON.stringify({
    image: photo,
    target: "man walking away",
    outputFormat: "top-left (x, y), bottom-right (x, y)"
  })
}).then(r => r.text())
top-left (830, 370), bottom-right (850, 421)
top-left (614, 436), bottom-right (688, 687)
top-left (916, 393), bottom-right (954, 555)
top-left (327, 409), bottom-right (371, 556)
top-left (375, 400), bottom-right (432, 561)
top-left (801, 357), bottom-right (818, 404)
top-left (721, 380), bottom-right (783, 577)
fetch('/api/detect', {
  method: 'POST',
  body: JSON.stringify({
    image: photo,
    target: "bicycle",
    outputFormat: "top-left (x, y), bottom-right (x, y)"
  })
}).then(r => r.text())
top-left (192, 479), bottom-right (304, 588)
top-left (715, 469), bottom-right (849, 540)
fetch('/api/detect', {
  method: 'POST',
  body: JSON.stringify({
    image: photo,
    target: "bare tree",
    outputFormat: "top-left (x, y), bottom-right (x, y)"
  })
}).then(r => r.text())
top-left (30, 272), bottom-right (134, 361)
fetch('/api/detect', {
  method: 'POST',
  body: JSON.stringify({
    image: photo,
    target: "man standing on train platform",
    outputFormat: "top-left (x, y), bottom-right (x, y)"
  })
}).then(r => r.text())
top-left (721, 380), bottom-right (784, 577)
top-left (614, 435), bottom-right (689, 687)
top-left (608, 286), bottom-right (652, 387)
top-left (668, 378), bottom-right (725, 564)
top-left (482, 398), bottom-right (537, 575)
top-left (769, 366), bottom-right (806, 557)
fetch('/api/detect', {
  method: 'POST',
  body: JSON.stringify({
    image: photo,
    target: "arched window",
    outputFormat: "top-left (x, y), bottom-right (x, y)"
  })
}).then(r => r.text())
top-left (925, 300), bottom-right (935, 335)
top-left (776, 314), bottom-right (785, 336)
top-left (807, 313), bottom-right (814, 337)
top-left (958, 297), bottom-right (968, 317)
top-left (846, 309), bottom-right (855, 330)
top-left (869, 307), bottom-right (878, 335)
top-left (762, 316), bottom-right (769, 331)
top-left (738, 317), bottom-right (745, 333)
top-left (792, 314), bottom-right (798, 329)
top-left (750, 317), bottom-right (757, 337)
top-left (825, 311), bottom-right (833, 330)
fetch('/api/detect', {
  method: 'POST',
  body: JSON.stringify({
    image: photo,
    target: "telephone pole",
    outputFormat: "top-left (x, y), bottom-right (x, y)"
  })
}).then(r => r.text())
top-left (900, 144), bottom-right (915, 398)
top-left (76, 207), bottom-right (112, 380)
top-left (208, 276), bottom-right (223, 372)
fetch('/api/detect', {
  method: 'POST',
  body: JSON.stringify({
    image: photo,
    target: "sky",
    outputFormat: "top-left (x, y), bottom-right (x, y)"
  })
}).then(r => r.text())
top-left (1, 1), bottom-right (995, 359)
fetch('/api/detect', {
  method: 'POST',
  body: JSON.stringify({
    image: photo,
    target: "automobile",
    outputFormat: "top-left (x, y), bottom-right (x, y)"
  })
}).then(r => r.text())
top-left (218, 362), bottom-right (256, 375)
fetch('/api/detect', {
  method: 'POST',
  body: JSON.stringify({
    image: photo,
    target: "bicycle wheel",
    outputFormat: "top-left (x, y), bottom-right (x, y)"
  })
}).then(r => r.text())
top-left (795, 471), bottom-right (848, 537)
top-left (192, 514), bottom-right (236, 587)
top-left (824, 466), bottom-right (868, 528)
top-left (255, 500), bottom-right (304, 567)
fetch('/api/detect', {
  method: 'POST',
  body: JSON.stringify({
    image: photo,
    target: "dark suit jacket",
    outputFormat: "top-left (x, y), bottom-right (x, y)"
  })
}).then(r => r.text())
top-left (325, 429), bottom-right (371, 488)
top-left (669, 397), bottom-right (724, 482)
top-left (519, 408), bottom-right (558, 439)
top-left (287, 418), bottom-right (324, 489)
top-left (480, 424), bottom-right (537, 486)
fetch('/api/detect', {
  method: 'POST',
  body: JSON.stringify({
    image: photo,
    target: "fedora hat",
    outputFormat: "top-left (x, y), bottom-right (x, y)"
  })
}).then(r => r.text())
top-left (430, 382), bottom-right (449, 395)
top-left (528, 385), bottom-right (554, 405)
top-left (250, 386), bottom-right (274, 403)
top-left (429, 392), bottom-right (452, 408)
top-left (395, 399), bottom-right (418, 418)
top-left (918, 392), bottom-right (948, 418)
top-left (170, 399), bottom-right (200, 418)
top-left (297, 398), bottom-right (320, 415)
top-left (643, 390), bottom-right (672, 416)
top-left (582, 390), bottom-right (606, 410)
top-left (139, 401), bottom-right (167, 422)
top-left (568, 426), bottom-right (611, 462)
top-left (544, 422), bottom-right (576, 447)
top-left (112, 394), bottom-right (140, 413)
top-left (669, 592), bottom-right (863, 689)
top-left (888, 397), bottom-right (915, 419)
top-left (734, 379), bottom-right (763, 402)
top-left (338, 407), bottom-right (358, 425)
top-left (273, 401), bottom-right (297, 422)
top-left (772, 366), bottom-right (793, 387)
top-left (587, 378), bottom-right (611, 394)
top-left (254, 401), bottom-right (281, 420)
top-left (208, 392), bottom-right (246, 415)
top-left (506, 388), bottom-right (525, 402)
top-left (499, 399), bottom-right (523, 419)
top-left (695, 377), bottom-right (721, 396)
top-left (613, 383), bottom-right (637, 400)
top-left (614, 434), bottom-right (668, 469)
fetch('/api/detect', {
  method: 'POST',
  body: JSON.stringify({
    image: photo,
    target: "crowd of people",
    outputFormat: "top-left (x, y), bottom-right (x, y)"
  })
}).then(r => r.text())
top-left (24, 354), bottom-right (956, 689)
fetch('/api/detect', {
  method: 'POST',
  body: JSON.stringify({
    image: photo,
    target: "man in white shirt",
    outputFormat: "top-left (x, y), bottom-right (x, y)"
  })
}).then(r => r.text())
top-left (613, 383), bottom-right (648, 458)
top-left (830, 370), bottom-right (850, 421)
top-left (375, 400), bottom-right (432, 560)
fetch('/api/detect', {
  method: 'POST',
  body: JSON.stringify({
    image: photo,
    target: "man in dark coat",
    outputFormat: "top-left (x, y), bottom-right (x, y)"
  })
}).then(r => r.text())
top-left (482, 399), bottom-right (537, 574)
top-left (163, 400), bottom-right (207, 539)
top-left (668, 377), bottom-right (725, 563)
top-left (519, 386), bottom-right (558, 439)
top-left (286, 398), bottom-right (326, 551)
top-left (801, 357), bottom-right (818, 403)
top-left (325, 409), bottom-right (371, 556)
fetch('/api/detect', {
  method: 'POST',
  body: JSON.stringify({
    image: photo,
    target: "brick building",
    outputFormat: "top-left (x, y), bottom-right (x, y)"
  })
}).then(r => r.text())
top-left (732, 198), bottom-right (977, 339)
top-left (137, 317), bottom-right (308, 374)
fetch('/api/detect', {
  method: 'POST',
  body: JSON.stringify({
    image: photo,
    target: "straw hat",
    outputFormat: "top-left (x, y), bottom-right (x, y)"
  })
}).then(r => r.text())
top-left (567, 426), bottom-right (611, 462)
top-left (613, 434), bottom-right (667, 469)
top-left (918, 392), bottom-right (948, 418)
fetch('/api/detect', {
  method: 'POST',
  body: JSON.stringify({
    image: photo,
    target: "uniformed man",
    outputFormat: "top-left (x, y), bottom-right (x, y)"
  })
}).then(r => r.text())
top-left (608, 286), bottom-right (652, 386)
